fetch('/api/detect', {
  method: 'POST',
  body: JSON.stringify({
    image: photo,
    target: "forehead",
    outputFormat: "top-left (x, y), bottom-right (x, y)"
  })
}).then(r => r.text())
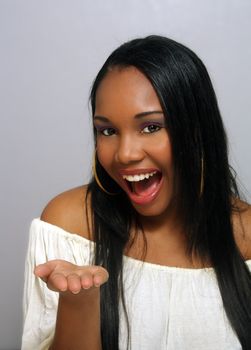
top-left (95, 66), bottom-right (162, 114)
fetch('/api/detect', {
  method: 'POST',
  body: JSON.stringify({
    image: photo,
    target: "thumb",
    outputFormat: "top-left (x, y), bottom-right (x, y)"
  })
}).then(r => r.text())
top-left (34, 260), bottom-right (58, 279)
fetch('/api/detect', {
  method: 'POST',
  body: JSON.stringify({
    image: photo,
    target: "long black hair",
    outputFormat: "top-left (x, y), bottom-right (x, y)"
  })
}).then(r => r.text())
top-left (87, 35), bottom-right (251, 349)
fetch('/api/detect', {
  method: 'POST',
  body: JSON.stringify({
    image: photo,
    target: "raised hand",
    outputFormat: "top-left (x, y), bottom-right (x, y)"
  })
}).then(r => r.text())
top-left (34, 260), bottom-right (109, 294)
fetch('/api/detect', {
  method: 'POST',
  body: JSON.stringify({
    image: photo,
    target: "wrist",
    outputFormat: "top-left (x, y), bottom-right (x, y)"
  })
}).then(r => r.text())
top-left (59, 287), bottom-right (100, 307)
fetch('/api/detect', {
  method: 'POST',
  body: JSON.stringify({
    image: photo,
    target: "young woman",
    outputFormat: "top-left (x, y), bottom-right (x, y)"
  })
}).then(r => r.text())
top-left (22, 35), bottom-right (251, 350)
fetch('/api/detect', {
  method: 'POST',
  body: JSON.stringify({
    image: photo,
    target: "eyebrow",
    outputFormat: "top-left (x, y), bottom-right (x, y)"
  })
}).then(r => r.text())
top-left (93, 111), bottom-right (164, 123)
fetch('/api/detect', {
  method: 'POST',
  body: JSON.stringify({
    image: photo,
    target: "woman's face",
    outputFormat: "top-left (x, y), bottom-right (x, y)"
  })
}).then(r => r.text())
top-left (94, 66), bottom-right (175, 218)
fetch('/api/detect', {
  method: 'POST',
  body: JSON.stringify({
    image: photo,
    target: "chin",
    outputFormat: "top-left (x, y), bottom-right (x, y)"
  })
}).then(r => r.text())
top-left (130, 199), bottom-right (172, 219)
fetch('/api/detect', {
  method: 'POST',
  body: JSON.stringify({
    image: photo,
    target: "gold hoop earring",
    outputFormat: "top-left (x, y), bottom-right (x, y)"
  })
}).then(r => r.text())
top-left (92, 151), bottom-right (117, 195)
top-left (199, 157), bottom-right (204, 197)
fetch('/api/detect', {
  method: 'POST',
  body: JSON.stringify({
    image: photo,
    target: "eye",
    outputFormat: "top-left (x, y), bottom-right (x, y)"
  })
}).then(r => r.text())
top-left (141, 124), bottom-right (162, 134)
top-left (98, 127), bottom-right (116, 136)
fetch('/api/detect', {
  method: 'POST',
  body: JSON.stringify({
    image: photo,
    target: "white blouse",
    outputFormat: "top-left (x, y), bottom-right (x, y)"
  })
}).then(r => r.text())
top-left (22, 218), bottom-right (250, 350)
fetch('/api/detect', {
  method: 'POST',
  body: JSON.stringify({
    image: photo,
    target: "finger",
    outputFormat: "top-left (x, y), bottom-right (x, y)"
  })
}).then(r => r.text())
top-left (67, 274), bottom-right (82, 294)
top-left (80, 270), bottom-right (96, 290)
top-left (93, 267), bottom-right (109, 287)
top-left (47, 272), bottom-right (68, 292)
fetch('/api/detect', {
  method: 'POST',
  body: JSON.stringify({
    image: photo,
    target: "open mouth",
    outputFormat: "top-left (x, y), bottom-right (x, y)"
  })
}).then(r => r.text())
top-left (123, 170), bottom-right (162, 198)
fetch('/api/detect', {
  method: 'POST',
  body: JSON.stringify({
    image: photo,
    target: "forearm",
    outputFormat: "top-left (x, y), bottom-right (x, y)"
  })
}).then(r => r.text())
top-left (49, 288), bottom-right (102, 350)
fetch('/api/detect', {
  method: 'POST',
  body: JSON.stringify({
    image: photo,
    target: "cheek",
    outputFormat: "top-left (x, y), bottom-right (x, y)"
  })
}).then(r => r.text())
top-left (96, 142), bottom-right (114, 170)
top-left (147, 137), bottom-right (173, 169)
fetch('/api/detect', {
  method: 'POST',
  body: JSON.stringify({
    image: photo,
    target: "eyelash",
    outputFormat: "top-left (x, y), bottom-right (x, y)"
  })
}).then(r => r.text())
top-left (141, 123), bottom-right (162, 134)
top-left (95, 123), bottom-right (163, 136)
top-left (96, 127), bottom-right (116, 136)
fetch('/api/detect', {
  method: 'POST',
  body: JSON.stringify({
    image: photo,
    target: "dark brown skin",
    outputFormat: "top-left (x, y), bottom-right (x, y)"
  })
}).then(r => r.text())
top-left (49, 287), bottom-right (102, 350)
top-left (37, 185), bottom-right (251, 349)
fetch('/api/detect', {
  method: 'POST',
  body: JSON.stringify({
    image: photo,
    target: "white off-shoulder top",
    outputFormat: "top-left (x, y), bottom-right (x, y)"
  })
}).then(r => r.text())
top-left (22, 218), bottom-right (250, 350)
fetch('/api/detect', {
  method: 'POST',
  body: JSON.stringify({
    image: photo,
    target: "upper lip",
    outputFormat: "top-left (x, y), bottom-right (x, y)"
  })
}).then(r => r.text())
top-left (118, 168), bottom-right (160, 176)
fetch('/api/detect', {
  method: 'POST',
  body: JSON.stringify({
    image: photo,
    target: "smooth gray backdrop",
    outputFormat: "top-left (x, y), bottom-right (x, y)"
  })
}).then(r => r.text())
top-left (0, 1), bottom-right (250, 349)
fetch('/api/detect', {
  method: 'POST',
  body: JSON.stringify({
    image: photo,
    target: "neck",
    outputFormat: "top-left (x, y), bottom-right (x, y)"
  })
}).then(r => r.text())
top-left (139, 200), bottom-right (183, 236)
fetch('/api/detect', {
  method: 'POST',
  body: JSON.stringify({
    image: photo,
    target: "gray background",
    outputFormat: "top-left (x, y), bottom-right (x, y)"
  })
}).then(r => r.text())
top-left (0, 1), bottom-right (250, 349)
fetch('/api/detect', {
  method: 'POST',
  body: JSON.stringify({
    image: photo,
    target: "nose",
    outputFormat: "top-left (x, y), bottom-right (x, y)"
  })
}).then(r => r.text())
top-left (115, 135), bottom-right (145, 165)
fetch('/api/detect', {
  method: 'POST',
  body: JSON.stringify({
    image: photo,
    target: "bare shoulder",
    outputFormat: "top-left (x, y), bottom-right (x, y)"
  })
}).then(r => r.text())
top-left (40, 185), bottom-right (93, 240)
top-left (232, 199), bottom-right (251, 260)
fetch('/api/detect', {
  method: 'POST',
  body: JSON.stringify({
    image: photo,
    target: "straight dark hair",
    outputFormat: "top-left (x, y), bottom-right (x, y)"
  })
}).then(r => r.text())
top-left (87, 35), bottom-right (251, 349)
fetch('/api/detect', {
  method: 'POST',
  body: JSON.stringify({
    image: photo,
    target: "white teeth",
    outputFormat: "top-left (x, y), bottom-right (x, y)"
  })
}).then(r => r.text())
top-left (122, 171), bottom-right (157, 182)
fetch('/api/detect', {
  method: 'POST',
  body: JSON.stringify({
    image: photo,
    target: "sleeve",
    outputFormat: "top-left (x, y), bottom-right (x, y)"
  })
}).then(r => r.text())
top-left (21, 219), bottom-right (94, 350)
top-left (21, 220), bottom-right (57, 350)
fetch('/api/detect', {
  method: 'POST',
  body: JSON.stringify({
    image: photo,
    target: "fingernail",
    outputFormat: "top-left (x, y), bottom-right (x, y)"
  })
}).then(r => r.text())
top-left (72, 290), bottom-right (80, 294)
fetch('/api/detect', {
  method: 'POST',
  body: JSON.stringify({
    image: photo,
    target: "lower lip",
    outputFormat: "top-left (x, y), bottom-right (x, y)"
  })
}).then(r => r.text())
top-left (125, 176), bottom-right (163, 206)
